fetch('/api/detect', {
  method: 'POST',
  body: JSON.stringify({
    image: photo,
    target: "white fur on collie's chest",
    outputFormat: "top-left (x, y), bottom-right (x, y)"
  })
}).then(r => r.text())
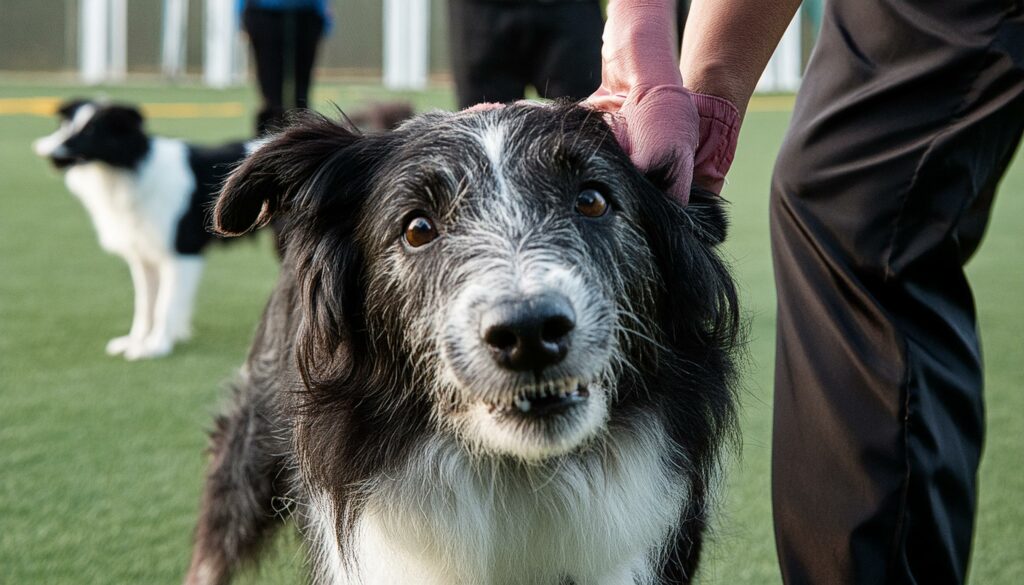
top-left (64, 138), bottom-right (193, 260)
top-left (306, 417), bottom-right (686, 585)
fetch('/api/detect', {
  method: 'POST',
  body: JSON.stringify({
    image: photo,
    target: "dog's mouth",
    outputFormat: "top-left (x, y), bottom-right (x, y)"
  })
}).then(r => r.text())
top-left (463, 376), bottom-right (607, 460)
top-left (50, 155), bottom-right (80, 169)
top-left (482, 378), bottom-right (590, 420)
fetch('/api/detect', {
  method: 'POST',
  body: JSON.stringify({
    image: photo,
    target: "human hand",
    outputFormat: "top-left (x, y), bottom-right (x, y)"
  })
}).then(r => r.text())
top-left (586, 0), bottom-right (740, 202)
top-left (589, 84), bottom-right (699, 203)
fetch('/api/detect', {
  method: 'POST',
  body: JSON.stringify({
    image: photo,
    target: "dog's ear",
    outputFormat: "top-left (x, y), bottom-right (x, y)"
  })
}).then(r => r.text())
top-left (57, 98), bottom-right (91, 119)
top-left (640, 157), bottom-right (729, 246)
top-left (683, 188), bottom-right (728, 245)
top-left (214, 112), bottom-right (364, 236)
top-left (637, 181), bottom-right (738, 342)
top-left (104, 105), bottom-right (144, 133)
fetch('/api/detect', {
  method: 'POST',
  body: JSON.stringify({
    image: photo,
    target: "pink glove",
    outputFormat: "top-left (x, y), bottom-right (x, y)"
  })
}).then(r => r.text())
top-left (586, 0), bottom-right (740, 203)
top-left (691, 93), bottom-right (741, 195)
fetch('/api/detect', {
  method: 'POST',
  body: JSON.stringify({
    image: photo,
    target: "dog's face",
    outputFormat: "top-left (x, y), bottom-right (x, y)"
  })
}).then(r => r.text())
top-left (357, 111), bottom-right (660, 460)
top-left (33, 99), bottom-right (148, 170)
top-left (216, 104), bottom-right (734, 464)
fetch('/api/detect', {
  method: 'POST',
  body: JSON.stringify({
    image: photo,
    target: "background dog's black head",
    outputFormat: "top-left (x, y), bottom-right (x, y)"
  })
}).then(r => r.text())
top-left (216, 102), bottom-right (738, 483)
top-left (33, 99), bottom-right (149, 169)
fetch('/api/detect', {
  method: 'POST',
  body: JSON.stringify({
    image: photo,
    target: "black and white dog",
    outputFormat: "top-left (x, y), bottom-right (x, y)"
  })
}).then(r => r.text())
top-left (33, 100), bottom-right (251, 360)
top-left (185, 103), bottom-right (739, 584)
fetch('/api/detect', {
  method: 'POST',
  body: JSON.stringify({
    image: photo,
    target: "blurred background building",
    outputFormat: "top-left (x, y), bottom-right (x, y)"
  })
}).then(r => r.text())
top-left (0, 0), bottom-right (823, 92)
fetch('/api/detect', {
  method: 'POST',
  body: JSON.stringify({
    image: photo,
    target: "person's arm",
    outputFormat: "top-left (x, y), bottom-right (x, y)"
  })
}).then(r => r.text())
top-left (681, 0), bottom-right (803, 120)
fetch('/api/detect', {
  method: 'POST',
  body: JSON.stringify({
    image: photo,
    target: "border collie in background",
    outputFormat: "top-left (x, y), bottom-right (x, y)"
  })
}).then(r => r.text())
top-left (184, 103), bottom-right (740, 584)
top-left (33, 99), bottom-right (251, 360)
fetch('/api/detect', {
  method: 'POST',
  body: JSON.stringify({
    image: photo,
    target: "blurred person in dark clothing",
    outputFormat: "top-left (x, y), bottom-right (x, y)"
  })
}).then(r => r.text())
top-left (238, 0), bottom-right (331, 135)
top-left (447, 0), bottom-right (604, 109)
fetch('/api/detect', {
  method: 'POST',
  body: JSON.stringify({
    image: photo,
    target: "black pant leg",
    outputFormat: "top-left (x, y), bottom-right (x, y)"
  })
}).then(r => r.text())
top-left (244, 9), bottom-right (322, 135)
top-left (770, 1), bottom-right (1024, 583)
top-left (244, 8), bottom-right (286, 134)
top-left (530, 2), bottom-right (603, 101)
top-left (291, 10), bottom-right (324, 110)
top-left (448, 0), bottom-right (530, 108)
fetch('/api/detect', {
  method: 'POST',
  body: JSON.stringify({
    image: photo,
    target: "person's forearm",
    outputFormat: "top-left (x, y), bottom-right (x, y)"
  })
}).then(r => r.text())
top-left (680, 0), bottom-right (803, 119)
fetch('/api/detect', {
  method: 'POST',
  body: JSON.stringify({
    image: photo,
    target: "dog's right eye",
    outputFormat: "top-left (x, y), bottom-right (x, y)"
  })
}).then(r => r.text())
top-left (404, 215), bottom-right (439, 248)
top-left (576, 188), bottom-right (609, 218)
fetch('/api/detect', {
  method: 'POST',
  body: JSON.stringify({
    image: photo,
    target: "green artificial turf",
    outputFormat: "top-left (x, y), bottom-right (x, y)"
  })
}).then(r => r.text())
top-left (0, 81), bottom-right (1020, 584)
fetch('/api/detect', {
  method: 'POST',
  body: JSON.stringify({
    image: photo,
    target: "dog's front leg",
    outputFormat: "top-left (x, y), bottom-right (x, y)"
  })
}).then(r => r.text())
top-left (106, 256), bottom-right (158, 356)
top-left (184, 386), bottom-right (291, 585)
top-left (126, 256), bottom-right (203, 360)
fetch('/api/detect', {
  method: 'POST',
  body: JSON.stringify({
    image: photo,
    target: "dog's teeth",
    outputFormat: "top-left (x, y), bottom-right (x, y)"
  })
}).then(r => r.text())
top-left (516, 397), bottom-right (532, 413)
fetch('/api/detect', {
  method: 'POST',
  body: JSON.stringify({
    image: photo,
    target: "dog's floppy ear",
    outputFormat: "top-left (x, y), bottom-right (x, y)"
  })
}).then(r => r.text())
top-left (57, 98), bottom-right (91, 119)
top-left (636, 181), bottom-right (737, 340)
top-left (104, 105), bottom-right (144, 132)
top-left (683, 187), bottom-right (728, 245)
top-left (214, 112), bottom-right (363, 236)
top-left (640, 156), bottom-right (729, 246)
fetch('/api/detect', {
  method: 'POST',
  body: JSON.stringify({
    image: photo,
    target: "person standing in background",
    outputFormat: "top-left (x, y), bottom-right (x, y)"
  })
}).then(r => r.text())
top-left (238, 0), bottom-right (331, 135)
top-left (447, 0), bottom-right (604, 109)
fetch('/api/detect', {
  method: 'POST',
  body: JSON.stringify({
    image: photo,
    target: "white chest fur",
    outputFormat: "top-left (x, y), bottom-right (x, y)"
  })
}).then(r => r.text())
top-left (306, 417), bottom-right (686, 585)
top-left (64, 138), bottom-right (194, 260)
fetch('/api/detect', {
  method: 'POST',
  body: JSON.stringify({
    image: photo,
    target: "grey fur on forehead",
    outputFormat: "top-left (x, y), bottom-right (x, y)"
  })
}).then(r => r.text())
top-left (380, 103), bottom-right (620, 183)
top-left (394, 102), bottom-right (612, 142)
top-left (367, 103), bottom-right (623, 205)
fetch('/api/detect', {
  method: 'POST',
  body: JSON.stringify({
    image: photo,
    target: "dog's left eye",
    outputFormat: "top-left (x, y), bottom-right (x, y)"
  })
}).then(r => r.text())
top-left (404, 215), bottom-right (439, 248)
top-left (575, 188), bottom-right (609, 218)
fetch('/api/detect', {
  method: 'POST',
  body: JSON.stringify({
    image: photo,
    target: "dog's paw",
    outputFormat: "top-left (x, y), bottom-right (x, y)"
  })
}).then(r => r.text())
top-left (106, 335), bottom-right (136, 356)
top-left (172, 327), bottom-right (193, 343)
top-left (124, 337), bottom-right (173, 360)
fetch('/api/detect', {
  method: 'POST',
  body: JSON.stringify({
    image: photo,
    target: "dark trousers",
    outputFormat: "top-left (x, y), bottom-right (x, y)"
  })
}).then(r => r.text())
top-left (447, 0), bottom-right (603, 109)
top-left (770, 1), bottom-right (1024, 583)
top-left (243, 7), bottom-right (324, 135)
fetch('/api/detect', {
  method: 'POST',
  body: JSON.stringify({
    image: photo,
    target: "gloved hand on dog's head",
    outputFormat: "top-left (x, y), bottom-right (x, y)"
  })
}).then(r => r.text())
top-left (583, 0), bottom-right (740, 204)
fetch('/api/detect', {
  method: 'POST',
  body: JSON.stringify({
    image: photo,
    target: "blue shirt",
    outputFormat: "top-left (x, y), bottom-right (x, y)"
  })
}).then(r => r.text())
top-left (237, 0), bottom-right (332, 34)
top-left (239, 0), bottom-right (327, 13)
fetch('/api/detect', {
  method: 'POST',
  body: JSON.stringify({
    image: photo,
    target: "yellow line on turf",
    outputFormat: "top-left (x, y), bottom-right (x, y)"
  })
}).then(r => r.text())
top-left (143, 102), bottom-right (246, 118)
top-left (0, 97), bottom-right (63, 116)
top-left (0, 96), bottom-right (246, 118)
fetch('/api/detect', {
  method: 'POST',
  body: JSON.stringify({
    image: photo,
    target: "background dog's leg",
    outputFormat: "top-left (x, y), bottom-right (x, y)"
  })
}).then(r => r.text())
top-left (106, 256), bottom-right (158, 356)
top-left (127, 256), bottom-right (203, 359)
top-left (185, 386), bottom-right (290, 585)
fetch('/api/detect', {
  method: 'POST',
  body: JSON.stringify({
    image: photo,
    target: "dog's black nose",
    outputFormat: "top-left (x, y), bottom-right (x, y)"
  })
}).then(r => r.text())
top-left (481, 294), bottom-right (576, 372)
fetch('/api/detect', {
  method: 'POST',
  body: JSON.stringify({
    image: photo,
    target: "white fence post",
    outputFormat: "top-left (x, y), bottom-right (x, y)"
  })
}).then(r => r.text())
top-left (756, 9), bottom-right (802, 93)
top-left (204, 0), bottom-right (232, 87)
top-left (204, 0), bottom-right (245, 88)
top-left (80, 0), bottom-right (109, 84)
top-left (383, 0), bottom-right (430, 90)
top-left (162, 0), bottom-right (189, 79)
top-left (108, 0), bottom-right (127, 80)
